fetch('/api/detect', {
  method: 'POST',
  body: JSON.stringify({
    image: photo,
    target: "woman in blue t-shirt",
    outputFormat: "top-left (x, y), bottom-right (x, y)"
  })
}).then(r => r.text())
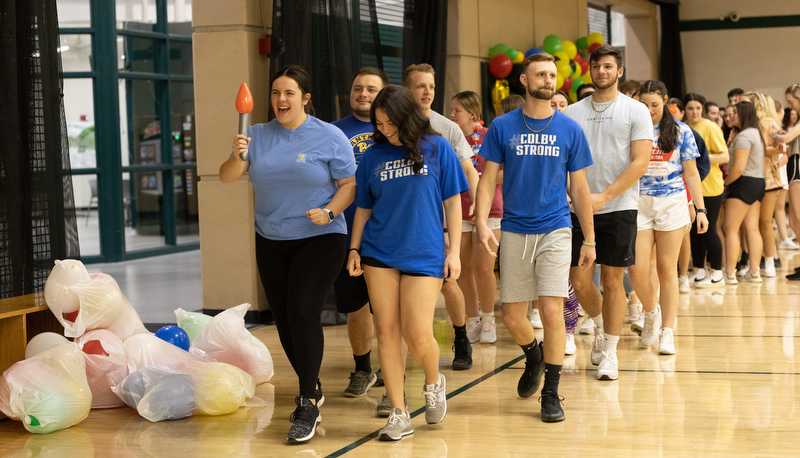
top-left (628, 80), bottom-right (707, 356)
top-left (347, 85), bottom-right (468, 441)
top-left (219, 65), bottom-right (356, 444)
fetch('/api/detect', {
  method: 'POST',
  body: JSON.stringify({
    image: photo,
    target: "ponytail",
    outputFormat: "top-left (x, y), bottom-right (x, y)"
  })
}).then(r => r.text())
top-left (641, 80), bottom-right (679, 152)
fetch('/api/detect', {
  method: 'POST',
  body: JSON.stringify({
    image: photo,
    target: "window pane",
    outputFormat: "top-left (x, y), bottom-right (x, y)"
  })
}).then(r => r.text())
top-left (64, 78), bottom-right (96, 169)
top-left (75, 174), bottom-right (100, 256)
top-left (170, 81), bottom-right (198, 244)
top-left (175, 168), bottom-right (199, 245)
top-left (58, 0), bottom-right (91, 27)
top-left (119, 79), bottom-right (161, 167)
top-left (169, 40), bottom-right (193, 76)
top-left (127, 172), bottom-right (166, 251)
top-left (118, 36), bottom-right (162, 73)
top-left (116, 0), bottom-right (157, 29)
top-left (167, 0), bottom-right (193, 26)
top-left (60, 34), bottom-right (92, 72)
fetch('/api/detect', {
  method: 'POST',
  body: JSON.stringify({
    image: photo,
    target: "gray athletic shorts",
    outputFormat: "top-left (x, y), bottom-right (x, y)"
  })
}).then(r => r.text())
top-left (499, 228), bottom-right (571, 302)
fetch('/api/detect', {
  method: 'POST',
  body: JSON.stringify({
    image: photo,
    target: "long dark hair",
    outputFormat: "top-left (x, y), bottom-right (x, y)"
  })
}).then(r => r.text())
top-left (734, 101), bottom-right (767, 152)
top-left (683, 93), bottom-right (707, 112)
top-left (640, 80), bottom-right (679, 152)
top-left (370, 85), bottom-right (437, 174)
top-left (271, 65), bottom-right (315, 115)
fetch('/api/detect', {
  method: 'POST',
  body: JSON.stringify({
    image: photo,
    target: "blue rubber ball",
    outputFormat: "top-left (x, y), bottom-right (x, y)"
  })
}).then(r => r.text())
top-left (524, 47), bottom-right (544, 58)
top-left (155, 325), bottom-right (191, 351)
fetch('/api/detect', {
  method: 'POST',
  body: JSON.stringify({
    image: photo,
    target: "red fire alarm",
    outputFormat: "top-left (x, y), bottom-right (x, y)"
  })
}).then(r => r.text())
top-left (258, 35), bottom-right (271, 56)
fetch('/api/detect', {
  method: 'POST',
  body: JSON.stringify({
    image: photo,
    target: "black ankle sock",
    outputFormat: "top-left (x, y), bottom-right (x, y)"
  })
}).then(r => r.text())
top-left (542, 363), bottom-right (562, 394)
top-left (520, 339), bottom-right (542, 364)
top-left (353, 351), bottom-right (371, 373)
top-left (453, 324), bottom-right (467, 340)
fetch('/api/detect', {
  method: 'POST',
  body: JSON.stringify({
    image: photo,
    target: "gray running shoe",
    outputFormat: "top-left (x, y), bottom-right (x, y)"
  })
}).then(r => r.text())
top-left (378, 408), bottom-right (414, 441)
top-left (422, 373), bottom-right (447, 424)
top-left (376, 393), bottom-right (407, 417)
top-left (344, 370), bottom-right (377, 398)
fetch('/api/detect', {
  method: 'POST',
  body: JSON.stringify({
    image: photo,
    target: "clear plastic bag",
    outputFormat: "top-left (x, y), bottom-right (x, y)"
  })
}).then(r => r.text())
top-left (174, 308), bottom-right (212, 342)
top-left (116, 366), bottom-right (196, 422)
top-left (189, 303), bottom-right (274, 384)
top-left (75, 329), bottom-right (127, 408)
top-left (0, 343), bottom-right (92, 434)
top-left (43, 260), bottom-right (148, 340)
top-left (118, 334), bottom-right (256, 420)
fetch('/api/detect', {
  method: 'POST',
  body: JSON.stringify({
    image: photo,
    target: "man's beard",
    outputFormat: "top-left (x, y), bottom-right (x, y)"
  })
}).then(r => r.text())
top-left (594, 73), bottom-right (618, 90)
top-left (528, 86), bottom-right (555, 100)
top-left (354, 108), bottom-right (370, 118)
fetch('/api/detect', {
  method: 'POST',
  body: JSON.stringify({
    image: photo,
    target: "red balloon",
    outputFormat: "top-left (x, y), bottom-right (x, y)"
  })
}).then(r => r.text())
top-left (561, 77), bottom-right (573, 93)
top-left (489, 54), bottom-right (513, 78)
top-left (588, 43), bottom-right (602, 54)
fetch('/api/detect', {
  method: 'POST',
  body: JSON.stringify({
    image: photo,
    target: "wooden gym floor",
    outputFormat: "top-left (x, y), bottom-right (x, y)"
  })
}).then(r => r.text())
top-left (1, 256), bottom-right (799, 457)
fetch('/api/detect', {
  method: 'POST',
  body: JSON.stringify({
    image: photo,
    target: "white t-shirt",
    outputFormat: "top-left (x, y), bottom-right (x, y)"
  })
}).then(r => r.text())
top-left (429, 111), bottom-right (474, 162)
top-left (565, 93), bottom-right (653, 214)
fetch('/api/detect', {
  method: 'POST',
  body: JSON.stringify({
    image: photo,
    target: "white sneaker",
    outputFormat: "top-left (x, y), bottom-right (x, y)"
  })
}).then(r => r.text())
top-left (466, 317), bottom-right (481, 343)
top-left (579, 317), bottom-right (595, 334)
top-left (742, 270), bottom-right (762, 283)
top-left (658, 327), bottom-right (676, 355)
top-left (762, 258), bottom-right (776, 278)
top-left (529, 309), bottom-right (543, 329)
top-left (640, 306), bottom-right (661, 346)
top-left (631, 314), bottom-right (644, 335)
top-left (627, 300), bottom-right (642, 323)
top-left (678, 275), bottom-right (690, 294)
top-left (596, 351), bottom-right (619, 380)
top-left (692, 268), bottom-right (707, 283)
top-left (724, 270), bottom-right (738, 285)
top-left (737, 261), bottom-right (750, 277)
top-left (578, 306), bottom-right (586, 317)
top-left (590, 325), bottom-right (605, 365)
top-left (780, 239), bottom-right (800, 250)
top-left (480, 315), bottom-right (497, 344)
top-left (696, 269), bottom-right (725, 288)
top-left (565, 333), bottom-right (576, 355)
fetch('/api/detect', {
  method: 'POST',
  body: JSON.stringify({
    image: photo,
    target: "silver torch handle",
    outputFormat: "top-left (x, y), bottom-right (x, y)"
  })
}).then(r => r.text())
top-left (238, 113), bottom-right (250, 161)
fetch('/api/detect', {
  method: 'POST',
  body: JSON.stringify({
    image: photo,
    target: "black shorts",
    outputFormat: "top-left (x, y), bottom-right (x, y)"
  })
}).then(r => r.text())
top-left (788, 155), bottom-right (800, 184)
top-left (333, 260), bottom-right (370, 314)
top-left (360, 256), bottom-right (429, 277)
top-left (571, 210), bottom-right (637, 267)
top-left (727, 176), bottom-right (766, 205)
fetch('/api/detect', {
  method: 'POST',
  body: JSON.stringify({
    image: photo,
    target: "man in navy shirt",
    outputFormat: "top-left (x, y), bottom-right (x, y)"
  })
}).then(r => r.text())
top-left (332, 67), bottom-right (388, 399)
top-left (475, 53), bottom-right (596, 423)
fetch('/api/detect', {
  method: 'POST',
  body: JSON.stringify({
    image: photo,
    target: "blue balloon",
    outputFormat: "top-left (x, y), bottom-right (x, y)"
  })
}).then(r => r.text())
top-left (524, 47), bottom-right (544, 58)
top-left (155, 325), bottom-right (191, 351)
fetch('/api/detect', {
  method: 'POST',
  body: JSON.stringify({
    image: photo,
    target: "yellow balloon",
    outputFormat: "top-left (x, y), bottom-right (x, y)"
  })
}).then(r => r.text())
top-left (556, 60), bottom-right (571, 79)
top-left (561, 41), bottom-right (577, 60)
top-left (569, 91), bottom-right (578, 103)
top-left (492, 79), bottom-right (510, 116)
top-left (583, 72), bottom-right (592, 84)
top-left (512, 51), bottom-right (525, 64)
top-left (553, 51), bottom-right (570, 63)
top-left (572, 61), bottom-right (582, 78)
top-left (588, 32), bottom-right (604, 46)
top-left (557, 74), bottom-right (564, 90)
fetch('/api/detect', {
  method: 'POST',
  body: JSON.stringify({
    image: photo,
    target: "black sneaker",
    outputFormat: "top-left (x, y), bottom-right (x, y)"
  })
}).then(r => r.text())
top-left (775, 257), bottom-right (782, 268)
top-left (539, 390), bottom-right (565, 422)
top-left (737, 252), bottom-right (749, 271)
top-left (787, 270), bottom-right (800, 281)
top-left (517, 342), bottom-right (544, 398)
top-left (452, 336), bottom-right (473, 370)
top-left (290, 380), bottom-right (324, 422)
top-left (287, 396), bottom-right (321, 443)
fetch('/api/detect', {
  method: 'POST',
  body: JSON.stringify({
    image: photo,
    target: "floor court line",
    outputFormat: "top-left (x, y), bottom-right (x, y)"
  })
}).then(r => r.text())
top-left (325, 354), bottom-right (526, 457)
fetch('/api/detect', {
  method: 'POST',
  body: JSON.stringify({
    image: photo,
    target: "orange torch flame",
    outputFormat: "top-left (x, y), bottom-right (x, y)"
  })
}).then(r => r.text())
top-left (235, 82), bottom-right (253, 114)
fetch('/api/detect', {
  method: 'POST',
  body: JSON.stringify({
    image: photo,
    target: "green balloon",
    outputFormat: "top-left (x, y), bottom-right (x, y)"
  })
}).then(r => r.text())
top-left (542, 34), bottom-right (563, 55)
top-left (179, 312), bottom-right (213, 342)
top-left (577, 36), bottom-right (588, 50)
top-left (570, 76), bottom-right (585, 92)
top-left (489, 43), bottom-right (510, 58)
top-left (503, 47), bottom-right (518, 60)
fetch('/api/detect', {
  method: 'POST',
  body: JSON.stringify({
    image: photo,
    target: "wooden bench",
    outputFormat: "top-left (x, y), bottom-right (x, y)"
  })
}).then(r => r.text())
top-left (0, 293), bottom-right (64, 419)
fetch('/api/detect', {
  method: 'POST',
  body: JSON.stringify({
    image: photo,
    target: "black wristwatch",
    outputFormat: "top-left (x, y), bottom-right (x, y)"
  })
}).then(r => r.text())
top-left (696, 208), bottom-right (707, 214)
top-left (325, 208), bottom-right (334, 223)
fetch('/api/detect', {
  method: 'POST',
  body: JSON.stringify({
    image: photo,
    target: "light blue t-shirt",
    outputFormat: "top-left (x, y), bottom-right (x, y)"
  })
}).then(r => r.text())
top-left (479, 108), bottom-right (594, 235)
top-left (356, 135), bottom-right (469, 278)
top-left (247, 116), bottom-right (356, 240)
top-left (640, 121), bottom-right (700, 197)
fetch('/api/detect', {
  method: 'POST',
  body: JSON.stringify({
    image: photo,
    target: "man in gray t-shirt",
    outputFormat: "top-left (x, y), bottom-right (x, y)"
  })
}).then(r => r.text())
top-left (564, 45), bottom-right (651, 382)
top-left (403, 64), bottom-right (479, 372)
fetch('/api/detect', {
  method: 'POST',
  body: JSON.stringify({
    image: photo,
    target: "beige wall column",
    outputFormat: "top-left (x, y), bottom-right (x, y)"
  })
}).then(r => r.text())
top-left (193, 0), bottom-right (271, 317)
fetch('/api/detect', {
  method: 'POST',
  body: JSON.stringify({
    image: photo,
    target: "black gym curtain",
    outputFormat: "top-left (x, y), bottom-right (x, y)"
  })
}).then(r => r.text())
top-left (0, 0), bottom-right (79, 299)
top-left (269, 0), bottom-right (448, 121)
top-left (651, 0), bottom-right (685, 98)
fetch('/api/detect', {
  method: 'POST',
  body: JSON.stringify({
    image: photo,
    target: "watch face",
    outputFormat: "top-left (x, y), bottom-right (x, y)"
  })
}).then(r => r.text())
top-left (327, 210), bottom-right (334, 221)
